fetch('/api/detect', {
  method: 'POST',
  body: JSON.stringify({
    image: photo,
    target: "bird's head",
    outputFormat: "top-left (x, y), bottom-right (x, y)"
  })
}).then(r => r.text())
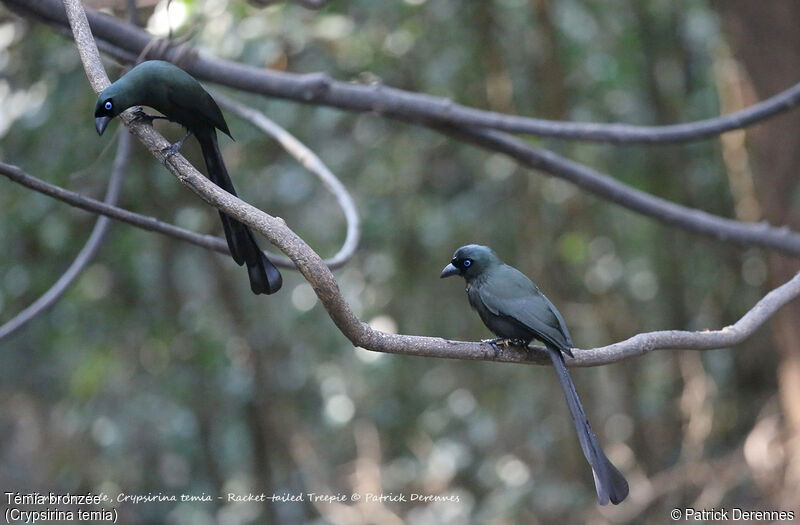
top-left (94, 83), bottom-right (128, 136)
top-left (440, 244), bottom-right (501, 282)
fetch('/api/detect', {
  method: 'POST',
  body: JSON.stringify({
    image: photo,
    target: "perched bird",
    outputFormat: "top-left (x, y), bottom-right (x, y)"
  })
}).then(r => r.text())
top-left (94, 60), bottom-right (282, 295)
top-left (441, 244), bottom-right (629, 505)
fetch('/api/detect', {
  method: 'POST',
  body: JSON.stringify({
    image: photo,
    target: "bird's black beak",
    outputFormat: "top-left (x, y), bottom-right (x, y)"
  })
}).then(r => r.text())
top-left (440, 263), bottom-right (460, 278)
top-left (95, 116), bottom-right (112, 136)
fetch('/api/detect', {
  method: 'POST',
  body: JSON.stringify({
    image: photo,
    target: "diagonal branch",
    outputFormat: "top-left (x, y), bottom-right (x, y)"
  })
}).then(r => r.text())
top-left (8, 0), bottom-right (800, 144)
top-left (0, 131), bottom-right (130, 342)
top-left (571, 270), bottom-right (800, 366)
top-left (437, 124), bottom-right (800, 257)
top-left (0, 160), bottom-right (233, 255)
top-left (45, 0), bottom-right (800, 368)
top-left (0, 162), bottom-right (354, 270)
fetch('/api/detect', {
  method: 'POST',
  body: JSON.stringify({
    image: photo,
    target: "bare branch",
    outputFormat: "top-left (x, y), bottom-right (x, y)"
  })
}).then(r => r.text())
top-left (0, 162), bottom-right (354, 270)
top-left (1, 161), bottom-right (226, 252)
top-left (60, 0), bottom-right (109, 92)
top-left (0, 131), bottom-right (130, 342)
top-left (48, 0), bottom-right (800, 369)
top-left (214, 93), bottom-right (361, 269)
top-left (573, 270), bottom-right (800, 366)
top-left (437, 124), bottom-right (800, 257)
top-left (8, 0), bottom-right (800, 144)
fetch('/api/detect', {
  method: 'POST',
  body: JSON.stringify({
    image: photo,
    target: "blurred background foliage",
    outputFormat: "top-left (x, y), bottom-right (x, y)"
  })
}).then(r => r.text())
top-left (0, 0), bottom-right (798, 523)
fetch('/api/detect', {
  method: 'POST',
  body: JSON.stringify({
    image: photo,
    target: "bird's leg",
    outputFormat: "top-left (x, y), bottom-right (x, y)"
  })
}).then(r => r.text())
top-left (481, 338), bottom-right (528, 347)
top-left (128, 107), bottom-right (187, 158)
top-left (480, 338), bottom-right (531, 358)
top-left (481, 338), bottom-right (504, 358)
top-left (162, 130), bottom-right (193, 158)
top-left (131, 107), bottom-right (169, 125)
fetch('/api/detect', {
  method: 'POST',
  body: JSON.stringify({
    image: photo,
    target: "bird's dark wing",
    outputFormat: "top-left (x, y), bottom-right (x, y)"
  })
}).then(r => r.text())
top-left (166, 86), bottom-right (231, 138)
top-left (478, 265), bottom-right (573, 351)
top-left (539, 292), bottom-right (573, 348)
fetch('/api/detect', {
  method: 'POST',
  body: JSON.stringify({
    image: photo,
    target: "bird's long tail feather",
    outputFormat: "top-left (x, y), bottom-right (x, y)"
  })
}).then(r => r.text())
top-left (196, 130), bottom-right (282, 295)
top-left (546, 346), bottom-right (629, 505)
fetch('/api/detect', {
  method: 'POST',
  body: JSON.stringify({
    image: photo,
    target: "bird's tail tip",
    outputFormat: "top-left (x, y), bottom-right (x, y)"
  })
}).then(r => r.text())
top-left (247, 253), bottom-right (283, 295)
top-left (593, 459), bottom-right (630, 505)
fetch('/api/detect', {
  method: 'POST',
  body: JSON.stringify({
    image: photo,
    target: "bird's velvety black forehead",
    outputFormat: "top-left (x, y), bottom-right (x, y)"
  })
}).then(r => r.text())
top-left (453, 244), bottom-right (496, 261)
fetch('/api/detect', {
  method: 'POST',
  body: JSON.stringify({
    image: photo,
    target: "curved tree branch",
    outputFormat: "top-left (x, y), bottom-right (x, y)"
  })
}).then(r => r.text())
top-left (43, 0), bottom-right (800, 369)
top-left (436, 124), bottom-right (800, 257)
top-left (214, 93), bottom-right (361, 269)
top-left (0, 162), bottom-right (354, 270)
top-left (8, 0), bottom-right (800, 144)
top-left (0, 131), bottom-right (130, 342)
top-left (8, 0), bottom-right (800, 258)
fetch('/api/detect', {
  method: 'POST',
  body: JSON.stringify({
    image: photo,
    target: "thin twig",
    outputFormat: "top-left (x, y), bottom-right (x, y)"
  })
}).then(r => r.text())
top-left (53, 0), bottom-right (800, 367)
top-left (0, 131), bottom-right (130, 341)
top-left (9, 0), bottom-right (800, 144)
top-left (0, 162), bottom-right (353, 270)
top-left (1, 161), bottom-right (227, 252)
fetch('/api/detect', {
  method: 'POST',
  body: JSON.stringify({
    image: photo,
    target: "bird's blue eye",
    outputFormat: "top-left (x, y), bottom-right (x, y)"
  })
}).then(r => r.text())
top-left (463, 259), bottom-right (472, 267)
top-left (104, 101), bottom-right (113, 110)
